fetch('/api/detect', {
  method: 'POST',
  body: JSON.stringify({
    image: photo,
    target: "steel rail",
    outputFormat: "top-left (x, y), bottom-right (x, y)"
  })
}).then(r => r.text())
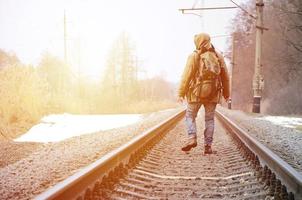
top-left (216, 110), bottom-right (302, 200)
top-left (35, 109), bottom-right (185, 200)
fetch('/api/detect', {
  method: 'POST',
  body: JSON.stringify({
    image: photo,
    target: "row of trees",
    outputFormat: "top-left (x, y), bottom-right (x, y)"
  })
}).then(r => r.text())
top-left (227, 0), bottom-right (302, 114)
top-left (0, 33), bottom-right (177, 138)
top-left (99, 33), bottom-right (176, 112)
top-left (101, 33), bottom-right (139, 106)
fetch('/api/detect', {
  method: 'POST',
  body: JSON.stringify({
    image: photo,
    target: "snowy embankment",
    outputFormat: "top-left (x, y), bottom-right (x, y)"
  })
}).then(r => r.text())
top-left (0, 108), bottom-right (181, 200)
top-left (218, 106), bottom-right (302, 173)
top-left (15, 113), bottom-right (143, 143)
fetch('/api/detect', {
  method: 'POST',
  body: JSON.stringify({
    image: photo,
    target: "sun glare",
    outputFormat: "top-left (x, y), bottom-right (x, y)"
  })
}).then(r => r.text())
top-left (62, 1), bottom-right (134, 81)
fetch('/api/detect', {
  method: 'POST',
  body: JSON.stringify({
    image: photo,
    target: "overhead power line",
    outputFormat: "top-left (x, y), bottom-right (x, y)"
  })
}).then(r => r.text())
top-left (192, 0), bottom-right (199, 8)
top-left (179, 6), bottom-right (237, 13)
top-left (229, 0), bottom-right (257, 19)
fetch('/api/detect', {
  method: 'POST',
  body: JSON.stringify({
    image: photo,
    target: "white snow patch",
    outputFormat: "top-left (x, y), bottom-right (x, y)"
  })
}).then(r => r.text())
top-left (15, 113), bottom-right (142, 143)
top-left (258, 116), bottom-right (302, 129)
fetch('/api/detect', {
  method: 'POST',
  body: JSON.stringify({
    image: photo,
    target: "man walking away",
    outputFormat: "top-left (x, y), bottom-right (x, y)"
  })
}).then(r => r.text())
top-left (178, 33), bottom-right (230, 154)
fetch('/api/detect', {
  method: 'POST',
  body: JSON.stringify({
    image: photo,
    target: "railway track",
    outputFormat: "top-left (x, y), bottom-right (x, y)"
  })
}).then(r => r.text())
top-left (35, 108), bottom-right (302, 200)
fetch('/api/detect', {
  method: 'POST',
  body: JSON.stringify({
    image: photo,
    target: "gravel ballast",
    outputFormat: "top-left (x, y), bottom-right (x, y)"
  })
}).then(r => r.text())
top-left (1, 106), bottom-right (301, 199)
top-left (0, 108), bottom-right (181, 200)
top-left (218, 106), bottom-right (302, 173)
top-left (0, 141), bottom-right (43, 168)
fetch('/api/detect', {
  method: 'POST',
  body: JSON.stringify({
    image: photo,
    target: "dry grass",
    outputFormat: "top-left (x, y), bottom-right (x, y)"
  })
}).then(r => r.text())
top-left (95, 98), bottom-right (178, 114)
top-left (0, 65), bottom-right (49, 138)
top-left (0, 65), bottom-right (177, 139)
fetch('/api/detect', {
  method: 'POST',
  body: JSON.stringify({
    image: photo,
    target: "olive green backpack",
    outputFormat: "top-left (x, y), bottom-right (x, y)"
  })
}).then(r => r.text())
top-left (192, 49), bottom-right (222, 101)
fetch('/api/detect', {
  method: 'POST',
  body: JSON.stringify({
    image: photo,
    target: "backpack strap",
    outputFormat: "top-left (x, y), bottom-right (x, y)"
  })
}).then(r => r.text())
top-left (211, 48), bottom-right (224, 91)
top-left (187, 50), bottom-right (203, 93)
top-left (192, 50), bottom-right (202, 78)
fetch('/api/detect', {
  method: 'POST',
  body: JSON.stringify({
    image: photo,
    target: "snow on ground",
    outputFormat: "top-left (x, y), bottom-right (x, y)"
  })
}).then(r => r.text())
top-left (0, 108), bottom-right (181, 200)
top-left (258, 116), bottom-right (302, 129)
top-left (14, 113), bottom-right (142, 143)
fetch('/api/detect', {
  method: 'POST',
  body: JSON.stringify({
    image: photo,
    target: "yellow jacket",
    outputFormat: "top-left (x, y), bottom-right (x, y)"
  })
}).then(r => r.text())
top-left (178, 33), bottom-right (230, 103)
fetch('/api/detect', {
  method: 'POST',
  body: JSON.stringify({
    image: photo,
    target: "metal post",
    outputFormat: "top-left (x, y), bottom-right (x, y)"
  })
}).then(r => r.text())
top-left (64, 10), bottom-right (67, 63)
top-left (229, 34), bottom-right (235, 110)
top-left (252, 0), bottom-right (264, 113)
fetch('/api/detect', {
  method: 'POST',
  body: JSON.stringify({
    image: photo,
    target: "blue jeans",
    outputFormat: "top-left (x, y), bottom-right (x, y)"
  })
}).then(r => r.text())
top-left (185, 102), bottom-right (217, 145)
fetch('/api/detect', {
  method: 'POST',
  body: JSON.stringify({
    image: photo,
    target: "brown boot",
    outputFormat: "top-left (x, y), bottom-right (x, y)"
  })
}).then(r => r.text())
top-left (204, 144), bottom-right (213, 154)
top-left (181, 137), bottom-right (197, 151)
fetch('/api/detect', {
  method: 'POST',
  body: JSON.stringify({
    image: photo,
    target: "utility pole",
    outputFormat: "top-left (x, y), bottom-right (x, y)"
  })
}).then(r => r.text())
top-left (64, 10), bottom-right (67, 63)
top-left (77, 38), bottom-right (82, 97)
top-left (77, 38), bottom-right (81, 77)
top-left (252, 0), bottom-right (265, 113)
top-left (229, 34), bottom-right (236, 109)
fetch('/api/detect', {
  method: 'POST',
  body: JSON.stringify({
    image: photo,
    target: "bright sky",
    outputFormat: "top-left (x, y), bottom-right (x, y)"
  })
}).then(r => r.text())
top-left (0, 0), bottom-right (247, 82)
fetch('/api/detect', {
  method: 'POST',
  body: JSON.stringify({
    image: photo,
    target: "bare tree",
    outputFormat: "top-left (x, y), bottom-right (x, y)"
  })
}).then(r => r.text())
top-left (227, 0), bottom-right (302, 114)
top-left (102, 32), bottom-right (138, 101)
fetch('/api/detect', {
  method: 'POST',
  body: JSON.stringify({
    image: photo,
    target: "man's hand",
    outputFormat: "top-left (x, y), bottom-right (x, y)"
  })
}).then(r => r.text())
top-left (178, 97), bottom-right (185, 104)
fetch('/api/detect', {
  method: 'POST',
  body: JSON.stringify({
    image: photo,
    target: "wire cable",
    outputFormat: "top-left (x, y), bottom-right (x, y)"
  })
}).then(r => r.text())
top-left (229, 0), bottom-right (257, 19)
top-left (192, 0), bottom-right (199, 8)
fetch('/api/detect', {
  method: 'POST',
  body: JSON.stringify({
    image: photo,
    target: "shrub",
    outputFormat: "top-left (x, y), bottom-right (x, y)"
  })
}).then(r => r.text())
top-left (0, 64), bottom-right (49, 138)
